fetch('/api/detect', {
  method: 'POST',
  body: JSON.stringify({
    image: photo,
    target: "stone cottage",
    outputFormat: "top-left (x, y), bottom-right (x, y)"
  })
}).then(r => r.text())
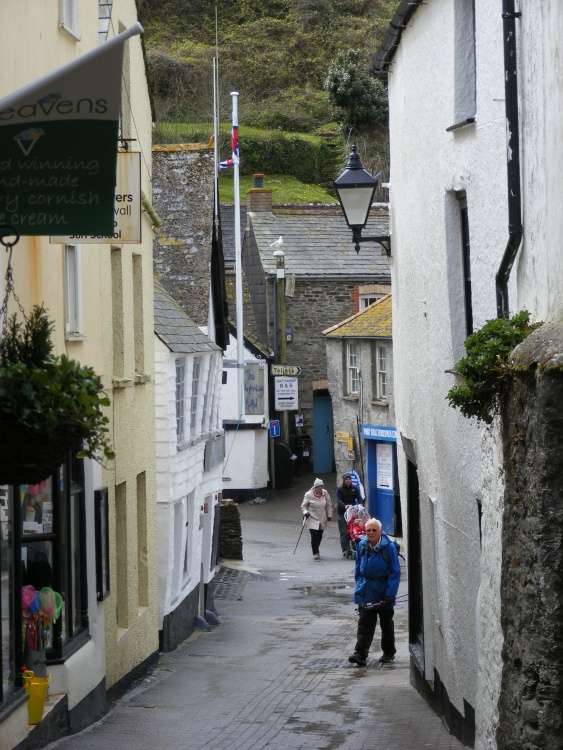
top-left (323, 295), bottom-right (400, 534)
top-left (242, 188), bottom-right (390, 473)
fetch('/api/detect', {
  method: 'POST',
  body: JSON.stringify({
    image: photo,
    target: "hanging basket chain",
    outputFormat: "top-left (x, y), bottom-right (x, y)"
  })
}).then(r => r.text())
top-left (0, 225), bottom-right (24, 338)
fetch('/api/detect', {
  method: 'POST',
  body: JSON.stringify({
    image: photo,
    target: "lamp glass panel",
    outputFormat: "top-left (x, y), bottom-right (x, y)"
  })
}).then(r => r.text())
top-left (338, 186), bottom-right (375, 227)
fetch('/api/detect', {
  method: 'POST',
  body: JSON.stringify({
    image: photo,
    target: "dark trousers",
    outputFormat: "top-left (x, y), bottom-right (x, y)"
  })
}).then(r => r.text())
top-left (337, 515), bottom-right (348, 553)
top-left (309, 528), bottom-right (323, 555)
top-left (354, 607), bottom-right (396, 657)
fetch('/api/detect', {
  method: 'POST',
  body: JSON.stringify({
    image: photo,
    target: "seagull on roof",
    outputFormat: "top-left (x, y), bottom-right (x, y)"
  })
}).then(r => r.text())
top-left (269, 236), bottom-right (283, 248)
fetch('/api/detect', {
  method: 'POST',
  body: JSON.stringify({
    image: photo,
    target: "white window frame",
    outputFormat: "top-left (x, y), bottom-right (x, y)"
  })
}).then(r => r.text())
top-left (359, 294), bottom-right (383, 310)
top-left (190, 357), bottom-right (201, 436)
top-left (59, 0), bottom-right (80, 39)
top-left (175, 358), bottom-right (186, 444)
top-left (376, 344), bottom-right (388, 400)
top-left (346, 341), bottom-right (359, 396)
top-left (64, 244), bottom-right (83, 338)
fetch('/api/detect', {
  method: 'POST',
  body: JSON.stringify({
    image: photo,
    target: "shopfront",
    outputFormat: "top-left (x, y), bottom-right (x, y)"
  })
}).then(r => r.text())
top-left (0, 445), bottom-right (89, 722)
top-left (361, 424), bottom-right (401, 535)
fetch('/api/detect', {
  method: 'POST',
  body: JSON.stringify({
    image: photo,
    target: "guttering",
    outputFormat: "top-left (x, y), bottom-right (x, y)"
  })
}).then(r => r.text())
top-left (496, 0), bottom-right (523, 318)
top-left (372, 0), bottom-right (426, 73)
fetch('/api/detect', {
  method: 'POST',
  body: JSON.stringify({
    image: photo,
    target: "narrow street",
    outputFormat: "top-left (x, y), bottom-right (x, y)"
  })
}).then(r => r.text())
top-left (47, 474), bottom-right (464, 750)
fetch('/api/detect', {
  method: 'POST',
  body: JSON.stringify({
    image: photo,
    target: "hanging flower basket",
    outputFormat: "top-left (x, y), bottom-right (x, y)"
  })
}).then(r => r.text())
top-left (0, 305), bottom-right (114, 484)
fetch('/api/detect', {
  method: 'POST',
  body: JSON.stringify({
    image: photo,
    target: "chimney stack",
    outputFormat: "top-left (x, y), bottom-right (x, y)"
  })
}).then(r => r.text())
top-left (247, 174), bottom-right (272, 212)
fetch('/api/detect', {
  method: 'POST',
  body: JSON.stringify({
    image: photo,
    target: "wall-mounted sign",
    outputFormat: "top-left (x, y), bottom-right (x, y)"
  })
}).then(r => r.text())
top-left (271, 364), bottom-right (301, 376)
top-left (274, 376), bottom-right (298, 411)
top-left (361, 425), bottom-right (398, 441)
top-left (335, 430), bottom-right (350, 443)
top-left (244, 363), bottom-right (265, 415)
top-left (204, 434), bottom-right (225, 472)
top-left (0, 24), bottom-right (142, 236)
top-left (376, 442), bottom-right (394, 490)
top-left (51, 151), bottom-right (141, 243)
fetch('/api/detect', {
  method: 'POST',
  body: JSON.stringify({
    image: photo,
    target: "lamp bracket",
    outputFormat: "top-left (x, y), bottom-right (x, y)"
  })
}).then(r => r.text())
top-left (351, 227), bottom-right (392, 256)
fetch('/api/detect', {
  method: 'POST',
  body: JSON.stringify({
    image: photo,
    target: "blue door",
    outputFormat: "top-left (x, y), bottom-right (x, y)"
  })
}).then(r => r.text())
top-left (313, 394), bottom-right (333, 473)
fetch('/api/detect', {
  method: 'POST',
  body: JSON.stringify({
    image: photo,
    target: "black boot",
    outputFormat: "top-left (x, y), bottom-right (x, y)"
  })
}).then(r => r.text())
top-left (348, 651), bottom-right (367, 667)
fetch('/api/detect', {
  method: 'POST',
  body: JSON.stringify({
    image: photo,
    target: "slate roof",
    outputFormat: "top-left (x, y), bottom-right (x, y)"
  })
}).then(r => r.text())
top-left (154, 280), bottom-right (221, 354)
top-left (249, 209), bottom-right (390, 278)
top-left (322, 294), bottom-right (392, 339)
top-left (220, 204), bottom-right (246, 265)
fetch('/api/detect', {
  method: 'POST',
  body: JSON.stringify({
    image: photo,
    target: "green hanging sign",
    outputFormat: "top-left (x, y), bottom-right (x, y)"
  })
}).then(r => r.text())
top-left (0, 23), bottom-right (143, 237)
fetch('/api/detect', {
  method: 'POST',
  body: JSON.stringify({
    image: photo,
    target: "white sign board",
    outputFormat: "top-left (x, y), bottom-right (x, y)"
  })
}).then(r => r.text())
top-left (274, 376), bottom-right (298, 411)
top-left (51, 151), bottom-right (142, 243)
top-left (376, 442), bottom-right (394, 490)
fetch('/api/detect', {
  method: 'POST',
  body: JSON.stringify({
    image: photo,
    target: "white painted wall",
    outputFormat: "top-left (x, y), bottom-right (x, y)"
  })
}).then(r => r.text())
top-left (386, 1), bottom-right (563, 746)
top-left (221, 334), bottom-right (270, 493)
top-left (154, 336), bottom-right (223, 629)
top-left (386, 0), bottom-right (506, 738)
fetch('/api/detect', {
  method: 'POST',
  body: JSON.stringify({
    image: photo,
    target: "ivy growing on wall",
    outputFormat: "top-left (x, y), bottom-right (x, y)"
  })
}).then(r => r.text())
top-left (447, 310), bottom-right (542, 424)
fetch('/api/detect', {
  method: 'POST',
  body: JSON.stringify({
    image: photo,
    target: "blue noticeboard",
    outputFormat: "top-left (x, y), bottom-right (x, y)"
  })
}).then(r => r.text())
top-left (269, 420), bottom-right (280, 438)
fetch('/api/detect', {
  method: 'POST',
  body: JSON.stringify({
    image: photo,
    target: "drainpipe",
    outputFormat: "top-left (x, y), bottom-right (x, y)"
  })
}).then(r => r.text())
top-left (496, 0), bottom-right (522, 319)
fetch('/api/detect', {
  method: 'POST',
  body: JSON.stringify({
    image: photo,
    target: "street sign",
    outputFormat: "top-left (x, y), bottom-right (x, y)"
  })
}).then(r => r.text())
top-left (274, 376), bottom-right (298, 411)
top-left (271, 364), bottom-right (302, 376)
top-left (269, 420), bottom-right (280, 438)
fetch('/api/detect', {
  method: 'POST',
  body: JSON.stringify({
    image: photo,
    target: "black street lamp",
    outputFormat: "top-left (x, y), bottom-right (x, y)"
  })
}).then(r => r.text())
top-left (334, 144), bottom-right (391, 256)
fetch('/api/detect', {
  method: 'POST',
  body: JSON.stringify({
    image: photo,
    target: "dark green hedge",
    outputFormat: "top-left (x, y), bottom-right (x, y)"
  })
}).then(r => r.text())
top-left (218, 130), bottom-right (341, 187)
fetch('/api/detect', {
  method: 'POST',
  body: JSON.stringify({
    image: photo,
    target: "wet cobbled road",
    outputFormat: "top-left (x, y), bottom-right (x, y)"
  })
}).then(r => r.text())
top-left (48, 474), bottom-right (465, 750)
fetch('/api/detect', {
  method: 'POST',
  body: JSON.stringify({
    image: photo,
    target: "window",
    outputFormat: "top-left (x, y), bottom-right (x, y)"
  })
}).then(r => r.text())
top-left (453, 0), bottom-right (476, 125)
top-left (359, 294), bottom-right (383, 310)
top-left (132, 254), bottom-right (145, 374)
top-left (22, 450), bottom-right (88, 658)
top-left (376, 345), bottom-right (388, 400)
top-left (190, 358), bottom-right (201, 434)
top-left (65, 244), bottom-right (82, 337)
top-left (346, 342), bottom-right (359, 396)
top-left (60, 0), bottom-right (79, 38)
top-left (201, 358), bottom-right (210, 431)
top-left (0, 485), bottom-right (14, 702)
top-left (175, 359), bottom-right (186, 444)
top-left (458, 192), bottom-right (473, 336)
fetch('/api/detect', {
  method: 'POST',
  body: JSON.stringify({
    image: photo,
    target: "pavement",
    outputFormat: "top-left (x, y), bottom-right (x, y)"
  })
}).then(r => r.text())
top-left (47, 472), bottom-right (465, 750)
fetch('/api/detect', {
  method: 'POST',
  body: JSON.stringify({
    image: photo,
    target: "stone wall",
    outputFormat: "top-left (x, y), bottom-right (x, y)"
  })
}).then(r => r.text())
top-left (283, 277), bottom-right (377, 442)
top-left (496, 320), bottom-right (563, 749)
top-left (152, 146), bottom-right (215, 326)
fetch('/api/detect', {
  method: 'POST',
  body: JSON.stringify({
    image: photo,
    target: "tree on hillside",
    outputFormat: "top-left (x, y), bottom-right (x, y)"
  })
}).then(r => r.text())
top-left (325, 48), bottom-right (388, 132)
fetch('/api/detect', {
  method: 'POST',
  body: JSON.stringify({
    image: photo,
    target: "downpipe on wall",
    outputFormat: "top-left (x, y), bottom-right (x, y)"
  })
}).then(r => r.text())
top-left (496, 0), bottom-right (523, 319)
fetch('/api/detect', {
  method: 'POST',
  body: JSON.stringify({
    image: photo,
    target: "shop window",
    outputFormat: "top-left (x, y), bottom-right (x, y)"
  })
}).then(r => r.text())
top-left (20, 449), bottom-right (87, 660)
top-left (0, 485), bottom-right (15, 702)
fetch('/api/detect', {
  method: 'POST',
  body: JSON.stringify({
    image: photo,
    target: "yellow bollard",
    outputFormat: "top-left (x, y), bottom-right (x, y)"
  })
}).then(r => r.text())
top-left (23, 670), bottom-right (51, 724)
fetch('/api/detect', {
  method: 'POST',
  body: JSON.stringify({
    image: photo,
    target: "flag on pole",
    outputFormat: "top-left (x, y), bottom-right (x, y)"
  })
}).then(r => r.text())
top-left (0, 23), bottom-right (143, 236)
top-left (218, 113), bottom-right (239, 170)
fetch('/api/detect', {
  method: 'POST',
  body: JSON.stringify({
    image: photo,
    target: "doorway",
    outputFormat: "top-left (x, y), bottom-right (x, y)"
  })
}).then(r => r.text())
top-left (407, 457), bottom-right (424, 672)
top-left (313, 393), bottom-right (333, 474)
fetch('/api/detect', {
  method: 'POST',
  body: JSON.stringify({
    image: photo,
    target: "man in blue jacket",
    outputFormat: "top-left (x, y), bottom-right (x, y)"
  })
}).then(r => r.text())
top-left (348, 518), bottom-right (401, 666)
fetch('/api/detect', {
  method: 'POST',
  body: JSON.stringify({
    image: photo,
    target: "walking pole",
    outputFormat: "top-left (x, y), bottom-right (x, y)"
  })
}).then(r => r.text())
top-left (293, 517), bottom-right (307, 555)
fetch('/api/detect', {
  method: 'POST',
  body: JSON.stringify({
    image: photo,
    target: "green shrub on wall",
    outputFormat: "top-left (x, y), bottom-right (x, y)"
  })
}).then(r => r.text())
top-left (447, 310), bottom-right (542, 424)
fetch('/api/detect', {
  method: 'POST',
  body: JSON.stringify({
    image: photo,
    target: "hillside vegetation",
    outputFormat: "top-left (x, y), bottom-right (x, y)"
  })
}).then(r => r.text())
top-left (139, 0), bottom-right (393, 191)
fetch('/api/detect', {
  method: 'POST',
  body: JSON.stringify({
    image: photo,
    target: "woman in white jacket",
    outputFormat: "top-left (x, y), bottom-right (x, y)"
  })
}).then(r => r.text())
top-left (301, 478), bottom-right (332, 560)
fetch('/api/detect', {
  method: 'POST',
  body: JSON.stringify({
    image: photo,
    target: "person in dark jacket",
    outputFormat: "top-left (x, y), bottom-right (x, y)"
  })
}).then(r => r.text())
top-left (336, 472), bottom-right (361, 556)
top-left (348, 518), bottom-right (401, 666)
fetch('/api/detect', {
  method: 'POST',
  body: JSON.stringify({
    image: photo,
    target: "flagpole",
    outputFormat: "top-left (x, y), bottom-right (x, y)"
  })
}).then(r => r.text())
top-left (231, 91), bottom-right (244, 420)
